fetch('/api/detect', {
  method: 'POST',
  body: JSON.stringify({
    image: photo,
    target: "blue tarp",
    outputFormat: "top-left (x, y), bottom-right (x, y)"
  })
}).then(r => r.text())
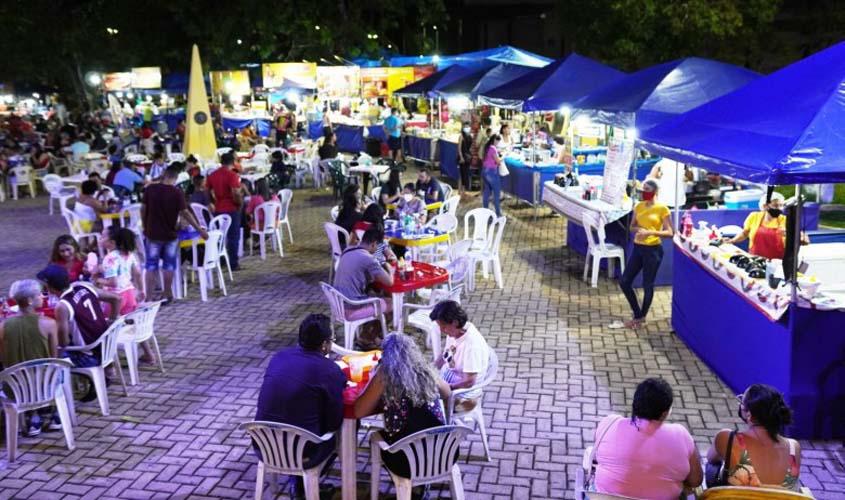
top-left (390, 45), bottom-right (551, 70)
top-left (638, 43), bottom-right (845, 184)
top-left (434, 63), bottom-right (536, 99)
top-left (574, 57), bottom-right (760, 132)
top-left (478, 54), bottom-right (626, 112)
top-left (393, 65), bottom-right (477, 98)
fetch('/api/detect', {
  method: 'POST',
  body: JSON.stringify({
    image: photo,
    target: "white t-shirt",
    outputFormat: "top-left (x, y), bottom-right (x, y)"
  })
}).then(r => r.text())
top-left (441, 321), bottom-right (489, 380)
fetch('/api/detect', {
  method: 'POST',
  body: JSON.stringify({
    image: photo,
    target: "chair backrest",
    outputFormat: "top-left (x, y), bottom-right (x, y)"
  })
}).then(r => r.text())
top-left (202, 230), bottom-right (224, 268)
top-left (239, 421), bottom-right (331, 474)
top-left (79, 318), bottom-right (126, 368)
top-left (209, 213), bottom-right (231, 235)
top-left (464, 207), bottom-right (496, 243)
top-left (61, 208), bottom-right (85, 237)
top-left (124, 301), bottom-right (162, 343)
top-left (255, 201), bottom-right (282, 232)
top-left (444, 195), bottom-right (460, 219)
top-left (329, 205), bottom-right (339, 221)
top-left (126, 203), bottom-right (143, 232)
top-left (168, 153), bottom-right (185, 162)
top-left (428, 284), bottom-right (464, 306)
top-left (446, 256), bottom-right (471, 291)
top-left (216, 147), bottom-right (232, 158)
top-left (441, 184), bottom-right (453, 202)
top-left (251, 152), bottom-right (270, 166)
top-left (323, 222), bottom-right (348, 259)
top-left (381, 425), bottom-right (472, 483)
top-left (11, 165), bottom-right (34, 183)
top-left (700, 487), bottom-right (814, 500)
top-left (0, 358), bottom-right (74, 411)
top-left (581, 212), bottom-right (608, 253)
top-left (277, 189), bottom-right (293, 221)
top-left (426, 213), bottom-right (459, 234)
top-left (448, 239), bottom-right (473, 261)
top-left (485, 216), bottom-right (507, 256)
top-left (42, 174), bottom-right (65, 195)
top-left (474, 348), bottom-right (499, 390)
top-left (319, 282), bottom-right (348, 321)
top-left (252, 144), bottom-right (270, 155)
top-left (371, 186), bottom-right (382, 205)
top-left (126, 154), bottom-right (149, 164)
top-left (190, 203), bottom-right (212, 227)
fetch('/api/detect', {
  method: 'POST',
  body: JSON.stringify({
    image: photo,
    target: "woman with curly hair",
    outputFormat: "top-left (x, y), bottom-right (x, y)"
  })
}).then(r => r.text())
top-left (354, 333), bottom-right (451, 478)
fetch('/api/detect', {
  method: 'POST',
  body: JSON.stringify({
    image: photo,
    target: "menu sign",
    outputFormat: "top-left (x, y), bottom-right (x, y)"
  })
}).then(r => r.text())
top-left (600, 138), bottom-right (635, 207)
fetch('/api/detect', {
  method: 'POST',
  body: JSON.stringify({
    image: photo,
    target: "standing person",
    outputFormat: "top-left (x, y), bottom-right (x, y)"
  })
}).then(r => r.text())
top-left (0, 279), bottom-right (60, 436)
top-left (724, 192), bottom-right (809, 259)
top-left (142, 165), bottom-right (207, 303)
top-left (618, 179), bottom-right (672, 329)
top-left (481, 134), bottom-right (503, 217)
top-left (383, 107), bottom-right (404, 163)
top-left (255, 313), bottom-right (346, 497)
top-left (96, 226), bottom-right (144, 316)
top-left (499, 123), bottom-right (512, 151)
top-left (457, 122), bottom-right (473, 196)
top-left (206, 152), bottom-right (244, 271)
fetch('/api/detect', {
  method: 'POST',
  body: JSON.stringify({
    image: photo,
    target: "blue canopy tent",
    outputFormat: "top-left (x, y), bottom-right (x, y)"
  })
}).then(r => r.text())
top-left (574, 57), bottom-right (760, 132)
top-left (478, 53), bottom-right (626, 111)
top-left (434, 63), bottom-right (537, 99)
top-left (390, 45), bottom-right (551, 70)
top-left (392, 65), bottom-right (477, 97)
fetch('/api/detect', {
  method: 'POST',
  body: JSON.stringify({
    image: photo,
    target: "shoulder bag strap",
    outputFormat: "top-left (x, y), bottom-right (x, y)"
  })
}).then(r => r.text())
top-left (589, 414), bottom-right (624, 465)
top-left (720, 430), bottom-right (736, 483)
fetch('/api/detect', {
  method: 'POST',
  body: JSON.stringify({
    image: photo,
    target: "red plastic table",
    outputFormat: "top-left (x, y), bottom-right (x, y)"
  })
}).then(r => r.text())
top-left (373, 261), bottom-right (448, 332)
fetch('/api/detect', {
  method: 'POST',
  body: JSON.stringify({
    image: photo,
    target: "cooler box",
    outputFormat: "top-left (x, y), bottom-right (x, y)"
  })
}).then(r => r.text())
top-left (802, 243), bottom-right (845, 289)
top-left (724, 189), bottom-right (764, 210)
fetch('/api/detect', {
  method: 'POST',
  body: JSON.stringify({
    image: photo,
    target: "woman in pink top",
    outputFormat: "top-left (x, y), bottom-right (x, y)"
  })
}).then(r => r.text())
top-left (593, 378), bottom-right (702, 499)
top-left (481, 134), bottom-right (503, 217)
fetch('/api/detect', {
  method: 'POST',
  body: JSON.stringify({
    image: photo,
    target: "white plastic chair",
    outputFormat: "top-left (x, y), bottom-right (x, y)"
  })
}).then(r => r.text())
top-left (582, 212), bottom-right (625, 288)
top-left (10, 166), bottom-right (37, 200)
top-left (421, 213), bottom-right (459, 262)
top-left (403, 286), bottom-right (463, 361)
top-left (126, 154), bottom-right (149, 164)
top-left (443, 194), bottom-right (460, 221)
top-left (42, 174), bottom-right (77, 215)
top-left (370, 186), bottom-right (382, 206)
top-left (117, 301), bottom-right (165, 386)
top-left (183, 230), bottom-right (228, 302)
top-left (208, 214), bottom-right (234, 281)
top-left (251, 144), bottom-right (270, 155)
top-left (190, 202), bottom-right (212, 227)
top-left (446, 348), bottom-right (498, 462)
top-left (216, 147), bottom-right (232, 159)
top-left (61, 207), bottom-right (100, 253)
top-left (63, 318), bottom-right (129, 416)
top-left (276, 189), bottom-right (294, 243)
top-left (468, 216), bottom-right (507, 289)
top-left (167, 153), bottom-right (185, 163)
top-left (463, 207), bottom-right (496, 251)
top-left (440, 184), bottom-right (454, 209)
top-left (320, 282), bottom-right (388, 350)
top-left (239, 421), bottom-right (334, 500)
top-left (250, 201), bottom-right (284, 260)
top-left (126, 203), bottom-right (143, 237)
top-left (323, 222), bottom-right (349, 283)
top-left (0, 358), bottom-right (76, 462)
top-left (330, 205), bottom-right (339, 222)
top-left (370, 425), bottom-right (472, 500)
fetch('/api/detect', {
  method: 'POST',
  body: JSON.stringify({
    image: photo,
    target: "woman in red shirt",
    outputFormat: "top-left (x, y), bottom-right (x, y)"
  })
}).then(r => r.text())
top-left (50, 235), bottom-right (87, 282)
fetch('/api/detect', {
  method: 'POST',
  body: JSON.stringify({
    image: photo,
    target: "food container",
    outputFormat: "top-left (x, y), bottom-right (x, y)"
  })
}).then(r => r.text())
top-left (724, 189), bottom-right (764, 210)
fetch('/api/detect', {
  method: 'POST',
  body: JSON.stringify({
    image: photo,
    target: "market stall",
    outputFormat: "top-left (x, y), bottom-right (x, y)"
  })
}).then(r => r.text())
top-left (638, 41), bottom-right (845, 439)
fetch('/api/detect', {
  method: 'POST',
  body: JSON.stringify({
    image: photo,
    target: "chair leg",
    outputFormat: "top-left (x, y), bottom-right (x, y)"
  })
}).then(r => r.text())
top-left (379, 314), bottom-right (388, 337)
top-left (591, 256), bottom-right (601, 288)
top-left (430, 327), bottom-right (442, 362)
top-left (618, 255), bottom-right (626, 276)
top-left (344, 323), bottom-right (354, 350)
top-left (370, 440), bottom-right (381, 500)
top-left (55, 392), bottom-right (76, 451)
top-left (123, 342), bottom-right (140, 385)
top-left (5, 407), bottom-right (18, 462)
top-left (474, 405), bottom-right (491, 461)
top-left (217, 266), bottom-right (228, 296)
top-left (238, 228), bottom-right (244, 258)
top-left (249, 234), bottom-right (255, 257)
top-left (198, 269), bottom-right (208, 302)
top-left (275, 229), bottom-right (284, 258)
top-left (493, 257), bottom-right (503, 289)
top-left (254, 461), bottom-right (265, 500)
top-left (114, 353), bottom-right (129, 396)
top-left (90, 367), bottom-right (110, 416)
top-left (151, 334), bottom-right (165, 373)
top-left (63, 373), bottom-right (78, 426)
top-left (286, 223), bottom-right (293, 244)
top-left (449, 464), bottom-right (465, 500)
top-left (223, 252), bottom-right (233, 281)
top-left (394, 477), bottom-right (413, 500)
top-left (583, 254), bottom-right (590, 282)
top-left (259, 234), bottom-right (266, 260)
top-left (608, 258), bottom-right (615, 280)
top-left (302, 468), bottom-right (321, 500)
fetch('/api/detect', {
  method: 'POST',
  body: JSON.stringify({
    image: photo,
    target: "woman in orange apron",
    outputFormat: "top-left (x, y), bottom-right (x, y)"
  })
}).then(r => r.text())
top-left (725, 192), bottom-right (806, 259)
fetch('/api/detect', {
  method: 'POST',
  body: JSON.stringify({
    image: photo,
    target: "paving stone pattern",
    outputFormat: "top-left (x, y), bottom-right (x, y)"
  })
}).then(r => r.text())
top-left (0, 173), bottom-right (843, 499)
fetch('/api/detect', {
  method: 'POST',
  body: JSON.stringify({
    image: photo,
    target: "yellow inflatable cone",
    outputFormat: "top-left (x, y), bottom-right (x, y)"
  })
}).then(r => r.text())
top-left (183, 44), bottom-right (217, 160)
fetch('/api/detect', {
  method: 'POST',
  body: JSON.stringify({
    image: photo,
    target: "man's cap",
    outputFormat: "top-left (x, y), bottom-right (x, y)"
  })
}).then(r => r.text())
top-left (36, 264), bottom-right (70, 290)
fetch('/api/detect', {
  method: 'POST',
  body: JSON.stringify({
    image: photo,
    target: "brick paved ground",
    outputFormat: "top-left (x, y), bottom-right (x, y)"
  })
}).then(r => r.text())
top-left (0, 171), bottom-right (843, 499)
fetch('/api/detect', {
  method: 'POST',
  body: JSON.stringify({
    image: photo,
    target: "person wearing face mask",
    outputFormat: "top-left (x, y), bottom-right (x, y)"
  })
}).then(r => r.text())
top-left (619, 179), bottom-right (673, 329)
top-left (395, 182), bottom-right (427, 222)
top-left (591, 378), bottom-right (702, 499)
top-left (457, 122), bottom-right (473, 196)
top-left (724, 192), bottom-right (808, 259)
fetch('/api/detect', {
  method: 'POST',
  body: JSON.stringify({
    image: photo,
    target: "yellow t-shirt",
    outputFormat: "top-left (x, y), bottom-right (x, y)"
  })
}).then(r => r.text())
top-left (633, 201), bottom-right (670, 246)
top-left (743, 211), bottom-right (786, 253)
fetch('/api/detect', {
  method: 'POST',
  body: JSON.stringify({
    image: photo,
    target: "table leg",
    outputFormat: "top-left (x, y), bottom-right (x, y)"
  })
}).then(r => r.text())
top-left (341, 417), bottom-right (357, 500)
top-left (392, 292), bottom-right (404, 332)
top-left (172, 253), bottom-right (183, 300)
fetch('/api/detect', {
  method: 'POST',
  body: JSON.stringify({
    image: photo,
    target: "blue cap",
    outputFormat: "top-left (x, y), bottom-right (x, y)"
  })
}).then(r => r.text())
top-left (36, 264), bottom-right (70, 291)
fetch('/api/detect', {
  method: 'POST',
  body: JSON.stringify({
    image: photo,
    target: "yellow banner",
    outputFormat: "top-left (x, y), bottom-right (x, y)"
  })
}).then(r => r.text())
top-left (262, 62), bottom-right (317, 89)
top-left (387, 67), bottom-right (416, 96)
top-left (317, 66), bottom-right (361, 98)
top-left (183, 46), bottom-right (217, 160)
top-left (360, 68), bottom-right (390, 99)
top-left (210, 70), bottom-right (251, 96)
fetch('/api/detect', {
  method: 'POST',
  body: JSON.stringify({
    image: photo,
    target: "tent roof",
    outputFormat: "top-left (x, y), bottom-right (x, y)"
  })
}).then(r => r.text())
top-left (638, 42), bottom-right (845, 185)
top-left (389, 45), bottom-right (551, 70)
top-left (434, 63), bottom-right (535, 99)
top-left (393, 65), bottom-right (476, 97)
top-left (478, 53), bottom-right (625, 112)
top-left (574, 57), bottom-right (760, 131)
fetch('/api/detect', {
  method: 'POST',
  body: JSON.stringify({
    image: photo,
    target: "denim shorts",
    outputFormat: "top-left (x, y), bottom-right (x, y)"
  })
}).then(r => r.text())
top-left (145, 239), bottom-right (179, 271)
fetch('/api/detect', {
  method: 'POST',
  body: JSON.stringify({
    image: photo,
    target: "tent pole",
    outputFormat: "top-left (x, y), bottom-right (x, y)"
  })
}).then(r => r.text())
top-left (673, 164), bottom-right (682, 230)
top-left (790, 184), bottom-right (802, 305)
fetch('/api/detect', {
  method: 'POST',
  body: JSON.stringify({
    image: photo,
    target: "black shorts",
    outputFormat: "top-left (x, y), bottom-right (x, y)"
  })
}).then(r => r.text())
top-left (388, 136), bottom-right (402, 151)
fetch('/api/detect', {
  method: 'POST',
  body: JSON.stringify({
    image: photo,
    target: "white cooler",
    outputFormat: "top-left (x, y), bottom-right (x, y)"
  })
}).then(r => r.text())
top-left (801, 243), bottom-right (845, 289)
top-left (724, 189), bottom-right (764, 210)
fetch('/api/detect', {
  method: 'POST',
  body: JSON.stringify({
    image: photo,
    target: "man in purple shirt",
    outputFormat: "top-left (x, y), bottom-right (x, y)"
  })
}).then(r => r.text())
top-left (254, 314), bottom-right (346, 495)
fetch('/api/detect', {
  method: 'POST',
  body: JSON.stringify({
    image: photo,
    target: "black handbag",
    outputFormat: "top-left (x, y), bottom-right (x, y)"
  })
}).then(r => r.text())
top-left (705, 430), bottom-right (735, 487)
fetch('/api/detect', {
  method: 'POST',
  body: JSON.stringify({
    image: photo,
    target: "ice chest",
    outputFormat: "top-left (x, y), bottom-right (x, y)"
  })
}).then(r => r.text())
top-left (724, 189), bottom-right (764, 209)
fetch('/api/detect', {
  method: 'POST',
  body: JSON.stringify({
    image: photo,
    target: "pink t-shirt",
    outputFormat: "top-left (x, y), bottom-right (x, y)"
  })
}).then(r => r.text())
top-left (594, 414), bottom-right (695, 500)
top-left (482, 145), bottom-right (499, 169)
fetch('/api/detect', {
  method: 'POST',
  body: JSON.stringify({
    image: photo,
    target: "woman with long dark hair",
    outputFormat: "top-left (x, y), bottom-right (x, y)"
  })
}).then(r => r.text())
top-left (481, 133), bottom-right (503, 216)
top-left (457, 122), bottom-right (473, 196)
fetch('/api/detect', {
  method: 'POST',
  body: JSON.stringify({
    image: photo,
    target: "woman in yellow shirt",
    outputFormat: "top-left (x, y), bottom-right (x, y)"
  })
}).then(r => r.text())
top-left (725, 192), bottom-right (790, 259)
top-left (620, 179), bottom-right (673, 329)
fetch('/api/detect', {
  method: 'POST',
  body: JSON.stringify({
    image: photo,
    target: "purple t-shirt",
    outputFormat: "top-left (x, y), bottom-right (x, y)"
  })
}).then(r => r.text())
top-left (594, 414), bottom-right (695, 500)
top-left (333, 246), bottom-right (389, 300)
top-left (482, 145), bottom-right (499, 169)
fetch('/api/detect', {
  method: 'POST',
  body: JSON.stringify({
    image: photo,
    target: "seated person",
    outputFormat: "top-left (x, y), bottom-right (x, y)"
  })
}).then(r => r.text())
top-left (394, 183), bottom-right (427, 223)
top-left (255, 313), bottom-right (346, 497)
top-left (355, 333), bottom-right (452, 479)
top-left (74, 180), bottom-right (109, 234)
top-left (591, 378), bottom-right (702, 499)
top-left (335, 184), bottom-right (364, 244)
top-left (245, 178), bottom-right (279, 231)
top-left (38, 264), bottom-right (120, 368)
top-left (318, 132), bottom-right (339, 160)
top-left (707, 384), bottom-right (800, 490)
top-left (88, 172), bottom-right (116, 203)
top-left (415, 167), bottom-right (444, 204)
top-left (431, 301), bottom-right (489, 408)
top-left (351, 204), bottom-right (396, 264)
top-left (268, 151), bottom-right (292, 189)
top-left (50, 234), bottom-right (87, 282)
top-left (185, 155), bottom-right (201, 178)
top-left (112, 160), bottom-right (145, 195)
top-left (0, 279), bottom-right (60, 436)
top-left (188, 175), bottom-right (215, 219)
top-left (380, 169), bottom-right (402, 210)
top-left (148, 152), bottom-right (167, 180)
